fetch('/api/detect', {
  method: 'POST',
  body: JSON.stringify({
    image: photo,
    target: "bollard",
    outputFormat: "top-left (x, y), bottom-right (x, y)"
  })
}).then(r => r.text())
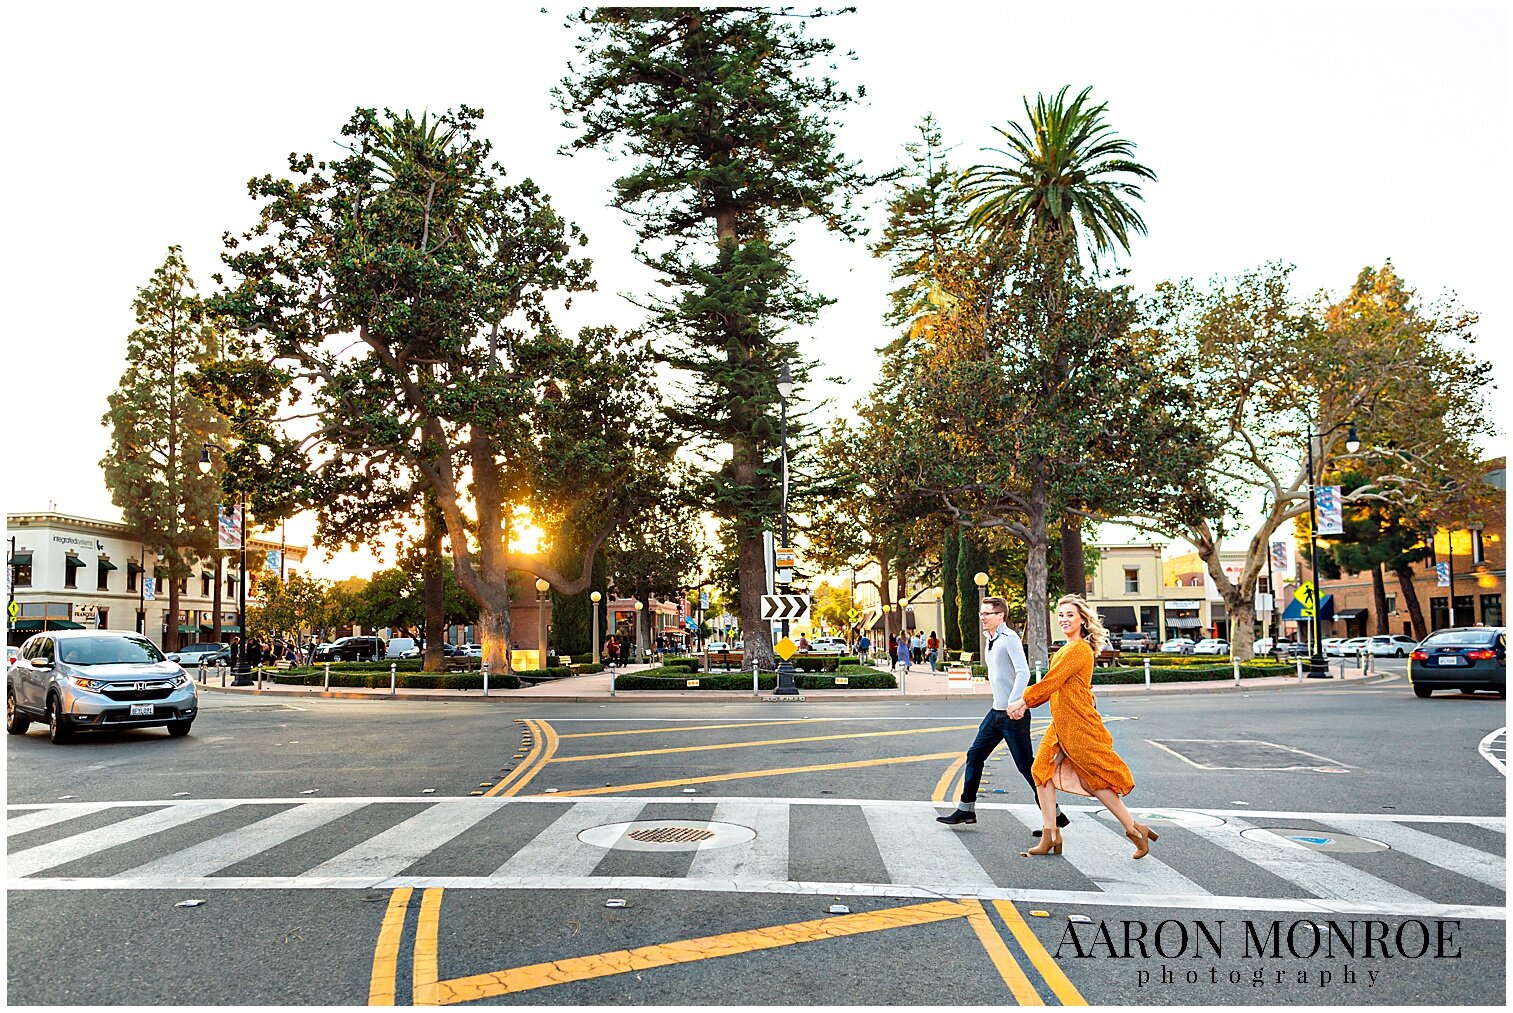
top-left (390, 662), bottom-right (397, 697)
top-left (1356, 649), bottom-right (1363, 671)
top-left (256, 664), bottom-right (263, 690)
top-left (1295, 658), bottom-right (1304, 679)
top-left (198, 660), bottom-right (207, 685)
top-left (1144, 658), bottom-right (1151, 689)
top-left (1034, 660), bottom-right (1043, 683)
top-left (1233, 657), bottom-right (1241, 687)
top-left (220, 662), bottom-right (227, 688)
top-left (611, 667), bottom-right (617, 697)
top-left (752, 667), bottom-right (758, 699)
top-left (324, 661), bottom-right (330, 692)
top-left (482, 661), bottom-right (490, 697)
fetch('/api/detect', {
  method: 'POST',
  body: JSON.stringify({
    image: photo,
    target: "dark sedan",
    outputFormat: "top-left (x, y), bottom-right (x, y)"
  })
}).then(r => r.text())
top-left (1409, 627), bottom-right (1506, 698)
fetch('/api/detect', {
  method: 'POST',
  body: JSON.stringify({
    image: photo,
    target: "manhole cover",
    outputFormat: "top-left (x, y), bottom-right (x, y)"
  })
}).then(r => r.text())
top-left (579, 819), bottom-right (756, 852)
top-left (627, 826), bottom-right (714, 844)
top-left (1238, 827), bottom-right (1389, 853)
top-left (1097, 808), bottom-right (1225, 828)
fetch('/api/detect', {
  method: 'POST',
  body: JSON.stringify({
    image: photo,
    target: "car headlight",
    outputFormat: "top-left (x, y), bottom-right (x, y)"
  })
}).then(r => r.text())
top-left (169, 673), bottom-right (190, 688)
top-left (69, 675), bottom-right (110, 693)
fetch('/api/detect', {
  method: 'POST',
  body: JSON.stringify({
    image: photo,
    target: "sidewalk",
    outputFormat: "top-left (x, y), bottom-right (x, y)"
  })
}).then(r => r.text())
top-left (197, 659), bottom-right (1390, 704)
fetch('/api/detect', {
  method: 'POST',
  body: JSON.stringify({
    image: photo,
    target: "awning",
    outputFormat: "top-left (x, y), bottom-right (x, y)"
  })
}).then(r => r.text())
top-left (128, 561), bottom-right (144, 574)
top-left (200, 569), bottom-right (215, 579)
top-left (219, 625), bottom-right (241, 634)
top-left (1166, 616), bottom-right (1204, 628)
top-left (1100, 606), bottom-right (1138, 627)
top-left (1335, 608), bottom-right (1368, 620)
top-left (64, 556), bottom-right (86, 567)
top-left (98, 559), bottom-right (118, 571)
top-left (1282, 594), bottom-right (1335, 621)
top-left (9, 553), bottom-right (31, 566)
top-left (12, 619), bottom-right (86, 631)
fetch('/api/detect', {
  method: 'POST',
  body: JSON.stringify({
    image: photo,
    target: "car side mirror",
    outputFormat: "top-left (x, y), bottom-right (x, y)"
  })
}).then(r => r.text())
top-left (32, 659), bottom-right (53, 670)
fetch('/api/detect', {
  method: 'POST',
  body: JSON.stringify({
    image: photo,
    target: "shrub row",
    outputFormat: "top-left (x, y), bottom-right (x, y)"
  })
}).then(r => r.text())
top-left (611, 668), bottom-right (897, 691)
top-left (957, 661), bottom-right (1293, 682)
top-left (270, 660), bottom-right (601, 678)
top-left (269, 670), bottom-right (522, 690)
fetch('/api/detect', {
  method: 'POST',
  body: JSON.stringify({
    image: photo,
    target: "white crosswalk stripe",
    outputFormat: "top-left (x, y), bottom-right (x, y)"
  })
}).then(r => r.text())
top-left (5, 797), bottom-right (1505, 920)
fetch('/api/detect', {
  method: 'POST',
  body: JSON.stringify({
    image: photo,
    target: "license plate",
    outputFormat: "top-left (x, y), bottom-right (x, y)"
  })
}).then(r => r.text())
top-left (1436, 656), bottom-right (1458, 666)
top-left (130, 703), bottom-right (155, 716)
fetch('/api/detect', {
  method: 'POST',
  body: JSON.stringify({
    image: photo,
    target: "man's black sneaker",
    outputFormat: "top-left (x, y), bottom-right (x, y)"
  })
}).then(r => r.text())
top-left (1031, 812), bottom-right (1073, 837)
top-left (936, 809), bottom-right (977, 826)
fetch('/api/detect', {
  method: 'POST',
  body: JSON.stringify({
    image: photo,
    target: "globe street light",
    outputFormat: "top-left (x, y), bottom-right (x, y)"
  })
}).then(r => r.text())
top-left (633, 598), bottom-right (644, 664)
top-left (590, 591), bottom-right (602, 665)
top-left (1303, 420), bottom-right (1360, 677)
top-left (535, 578), bottom-right (550, 671)
top-left (973, 571), bottom-right (989, 666)
top-left (200, 443), bottom-right (250, 685)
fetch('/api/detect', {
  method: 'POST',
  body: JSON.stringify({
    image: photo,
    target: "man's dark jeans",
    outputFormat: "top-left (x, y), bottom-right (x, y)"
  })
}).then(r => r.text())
top-left (959, 708), bottom-right (1036, 807)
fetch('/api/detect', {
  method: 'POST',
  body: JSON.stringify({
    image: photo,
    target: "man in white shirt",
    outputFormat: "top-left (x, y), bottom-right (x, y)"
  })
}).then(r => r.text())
top-left (936, 596), bottom-right (1066, 836)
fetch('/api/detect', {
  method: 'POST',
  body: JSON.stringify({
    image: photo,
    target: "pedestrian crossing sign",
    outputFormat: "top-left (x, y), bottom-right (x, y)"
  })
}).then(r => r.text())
top-left (1292, 582), bottom-right (1318, 618)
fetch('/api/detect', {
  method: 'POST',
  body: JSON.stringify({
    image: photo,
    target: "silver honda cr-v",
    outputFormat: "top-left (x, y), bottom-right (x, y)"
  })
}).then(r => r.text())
top-left (6, 630), bottom-right (199, 743)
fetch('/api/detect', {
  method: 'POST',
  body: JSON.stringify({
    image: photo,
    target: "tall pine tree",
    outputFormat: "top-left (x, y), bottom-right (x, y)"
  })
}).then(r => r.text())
top-left (557, 8), bottom-right (868, 670)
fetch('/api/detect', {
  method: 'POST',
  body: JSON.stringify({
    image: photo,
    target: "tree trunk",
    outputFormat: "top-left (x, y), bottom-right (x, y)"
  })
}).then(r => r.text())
top-left (212, 554), bottom-right (224, 648)
top-left (1023, 473), bottom-right (1051, 667)
top-left (941, 528), bottom-right (960, 651)
top-left (1060, 515), bottom-right (1087, 596)
top-left (166, 569), bottom-right (181, 654)
top-left (422, 492), bottom-right (445, 673)
top-left (477, 602), bottom-right (511, 677)
top-left (1394, 564), bottom-right (1427, 640)
top-left (737, 524), bottom-right (773, 671)
top-left (1227, 595), bottom-right (1257, 660)
top-left (1370, 564), bottom-right (1389, 636)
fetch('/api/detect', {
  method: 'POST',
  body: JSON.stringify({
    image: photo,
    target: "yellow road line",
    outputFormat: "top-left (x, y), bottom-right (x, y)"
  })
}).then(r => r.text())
top-left (367, 887), bottom-right (413, 1006)
top-left (932, 755), bottom-right (968, 803)
top-left (484, 720), bottom-right (542, 798)
top-left (965, 899), bottom-right (1044, 1005)
top-left (552, 724), bottom-right (978, 763)
top-left (506, 720), bottom-right (559, 796)
top-left (541, 750), bottom-right (963, 796)
top-left (412, 888), bottom-right (444, 1006)
top-left (994, 900), bottom-right (1088, 1006)
top-left (559, 719), bottom-right (839, 739)
top-left (435, 899), bottom-right (973, 1004)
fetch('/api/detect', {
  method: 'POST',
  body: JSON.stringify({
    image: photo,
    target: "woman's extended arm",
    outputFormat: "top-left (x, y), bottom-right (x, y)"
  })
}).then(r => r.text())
top-left (1022, 641), bottom-right (1092, 709)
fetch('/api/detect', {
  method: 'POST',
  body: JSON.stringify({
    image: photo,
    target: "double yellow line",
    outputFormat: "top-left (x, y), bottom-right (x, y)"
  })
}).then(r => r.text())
top-left (368, 887), bottom-right (444, 1005)
top-left (483, 719), bottom-right (558, 797)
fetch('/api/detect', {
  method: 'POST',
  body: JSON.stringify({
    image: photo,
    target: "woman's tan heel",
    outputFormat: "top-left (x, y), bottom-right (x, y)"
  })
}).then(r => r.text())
top-left (1021, 827), bottom-right (1062, 857)
top-left (1126, 823), bottom-right (1158, 859)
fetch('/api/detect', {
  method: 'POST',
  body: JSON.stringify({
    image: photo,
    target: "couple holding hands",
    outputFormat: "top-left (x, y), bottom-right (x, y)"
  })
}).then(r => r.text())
top-left (935, 594), bottom-right (1158, 861)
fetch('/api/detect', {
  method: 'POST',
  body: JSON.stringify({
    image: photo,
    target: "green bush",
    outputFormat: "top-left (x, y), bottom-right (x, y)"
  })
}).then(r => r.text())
top-left (957, 660), bottom-right (1291, 682)
top-left (611, 668), bottom-right (897, 691)
top-left (270, 670), bottom-right (522, 690)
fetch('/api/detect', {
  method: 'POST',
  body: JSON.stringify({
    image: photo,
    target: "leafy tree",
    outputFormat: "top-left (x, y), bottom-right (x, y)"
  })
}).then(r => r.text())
top-left (352, 560), bottom-right (478, 639)
top-left (249, 571), bottom-right (334, 643)
top-left (603, 492), bottom-right (706, 655)
top-left (101, 247), bottom-right (230, 652)
top-left (557, 8), bottom-right (869, 670)
top-left (203, 105), bottom-right (665, 674)
top-left (959, 85), bottom-right (1157, 594)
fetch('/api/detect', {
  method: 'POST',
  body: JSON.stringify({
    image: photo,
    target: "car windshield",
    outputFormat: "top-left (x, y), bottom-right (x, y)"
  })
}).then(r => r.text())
top-left (1423, 630), bottom-right (1499, 648)
top-left (57, 636), bottom-right (167, 666)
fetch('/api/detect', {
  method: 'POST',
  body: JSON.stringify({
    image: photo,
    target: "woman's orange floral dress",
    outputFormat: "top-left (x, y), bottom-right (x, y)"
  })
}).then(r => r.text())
top-left (1022, 640), bottom-right (1135, 796)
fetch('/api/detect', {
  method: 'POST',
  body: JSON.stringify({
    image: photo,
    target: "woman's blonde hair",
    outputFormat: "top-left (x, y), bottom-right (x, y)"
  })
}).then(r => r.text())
top-left (1055, 594), bottom-right (1108, 652)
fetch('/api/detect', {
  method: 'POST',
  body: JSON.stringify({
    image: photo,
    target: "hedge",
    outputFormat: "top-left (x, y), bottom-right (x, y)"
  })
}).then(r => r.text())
top-left (961, 661), bottom-right (1294, 682)
top-left (270, 670), bottom-right (522, 690)
top-left (267, 660), bottom-right (601, 678)
top-left (610, 668), bottom-right (897, 691)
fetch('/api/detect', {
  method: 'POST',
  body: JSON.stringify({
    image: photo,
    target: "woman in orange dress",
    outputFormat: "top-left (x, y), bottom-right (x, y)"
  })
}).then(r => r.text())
top-left (1008, 594), bottom-right (1158, 860)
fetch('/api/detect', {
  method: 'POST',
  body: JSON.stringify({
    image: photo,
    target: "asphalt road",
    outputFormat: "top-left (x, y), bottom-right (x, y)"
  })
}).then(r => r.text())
top-left (7, 663), bottom-right (1507, 1006)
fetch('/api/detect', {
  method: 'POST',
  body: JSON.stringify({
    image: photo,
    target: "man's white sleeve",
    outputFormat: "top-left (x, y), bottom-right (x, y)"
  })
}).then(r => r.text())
top-left (1006, 629), bottom-right (1031, 701)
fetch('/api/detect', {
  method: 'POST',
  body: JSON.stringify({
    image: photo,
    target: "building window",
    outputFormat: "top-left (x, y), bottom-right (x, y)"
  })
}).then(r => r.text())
top-left (127, 567), bottom-right (138, 592)
top-left (1259, 577), bottom-right (1271, 595)
top-left (1471, 528), bottom-right (1485, 566)
top-left (12, 562), bottom-right (31, 587)
top-left (177, 577), bottom-right (188, 595)
top-left (1430, 596), bottom-right (1477, 630)
top-left (1123, 568), bottom-right (1140, 594)
top-left (201, 574), bottom-right (211, 597)
top-left (227, 576), bottom-right (237, 596)
top-left (1482, 594), bottom-right (1503, 627)
top-left (97, 565), bottom-right (110, 592)
top-left (64, 559), bottom-right (80, 589)
top-left (1385, 593), bottom-right (1397, 616)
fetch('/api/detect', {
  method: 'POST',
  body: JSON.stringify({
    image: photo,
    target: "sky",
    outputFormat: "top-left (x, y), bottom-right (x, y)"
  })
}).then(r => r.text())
top-left (2, 1), bottom-right (1507, 582)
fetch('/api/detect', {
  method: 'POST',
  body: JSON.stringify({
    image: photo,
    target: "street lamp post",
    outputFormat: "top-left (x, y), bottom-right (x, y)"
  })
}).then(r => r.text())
top-left (591, 591), bottom-right (602, 664)
top-left (973, 571), bottom-right (989, 663)
top-left (1304, 420), bottom-right (1360, 677)
top-left (633, 599), bottom-right (644, 664)
top-left (773, 360), bottom-right (800, 696)
top-left (535, 578), bottom-right (550, 671)
top-left (200, 443), bottom-right (251, 685)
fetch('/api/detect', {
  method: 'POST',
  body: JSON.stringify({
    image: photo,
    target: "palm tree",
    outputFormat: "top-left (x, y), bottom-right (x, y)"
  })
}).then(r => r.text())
top-left (960, 85), bottom-right (1156, 595)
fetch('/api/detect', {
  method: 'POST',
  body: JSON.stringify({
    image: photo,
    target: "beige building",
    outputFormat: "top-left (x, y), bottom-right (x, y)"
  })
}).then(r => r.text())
top-left (1086, 543), bottom-right (1167, 636)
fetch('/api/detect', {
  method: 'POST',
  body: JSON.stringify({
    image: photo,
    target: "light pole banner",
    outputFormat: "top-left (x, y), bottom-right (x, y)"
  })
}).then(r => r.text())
top-left (1436, 562), bottom-right (1451, 587)
top-left (142, 577), bottom-right (156, 602)
top-left (1269, 540), bottom-right (1290, 574)
top-left (1316, 485), bottom-right (1344, 535)
top-left (218, 506), bottom-right (243, 550)
top-left (265, 549), bottom-right (281, 573)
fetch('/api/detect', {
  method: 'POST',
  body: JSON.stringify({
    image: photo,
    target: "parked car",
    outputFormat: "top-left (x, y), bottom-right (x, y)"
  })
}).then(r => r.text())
top-left (705, 641), bottom-right (729, 653)
top-left (7, 630), bottom-right (199, 742)
top-left (1252, 637), bottom-right (1292, 656)
top-left (1192, 639), bottom-right (1229, 655)
top-left (460, 643), bottom-right (483, 657)
top-left (1322, 637), bottom-right (1351, 656)
top-left (1282, 641), bottom-right (1313, 658)
top-left (312, 636), bottom-right (386, 663)
top-left (1159, 638), bottom-right (1196, 655)
top-left (809, 637), bottom-right (847, 654)
top-left (385, 637), bottom-right (420, 660)
top-left (1116, 631), bottom-right (1159, 652)
top-left (1366, 634), bottom-right (1419, 658)
top-left (7, 644), bottom-right (22, 669)
top-left (1409, 627), bottom-right (1505, 698)
top-left (166, 642), bottom-right (230, 670)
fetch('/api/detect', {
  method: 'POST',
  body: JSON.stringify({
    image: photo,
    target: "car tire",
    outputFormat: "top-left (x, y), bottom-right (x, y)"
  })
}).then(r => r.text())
top-left (47, 696), bottom-right (73, 743)
top-left (167, 720), bottom-right (193, 738)
top-left (1413, 685), bottom-right (1432, 699)
top-left (1396, 649), bottom-right (1405, 658)
top-left (7, 689), bottom-right (31, 734)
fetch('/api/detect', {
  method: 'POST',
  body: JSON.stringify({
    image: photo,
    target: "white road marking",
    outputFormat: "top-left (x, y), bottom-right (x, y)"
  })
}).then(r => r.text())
top-left (493, 799), bottom-right (647, 877)
top-left (1145, 738), bottom-right (1348, 771)
top-left (7, 801), bottom-right (235, 878)
top-left (1479, 727), bottom-right (1507, 775)
top-left (861, 803), bottom-right (992, 891)
top-left (686, 801), bottom-right (789, 882)
top-left (1008, 809), bottom-right (1211, 896)
top-left (302, 800), bottom-right (502, 878)
top-left (5, 803), bottom-right (114, 837)
top-left (118, 802), bottom-right (371, 878)
top-left (1323, 817), bottom-right (1507, 890)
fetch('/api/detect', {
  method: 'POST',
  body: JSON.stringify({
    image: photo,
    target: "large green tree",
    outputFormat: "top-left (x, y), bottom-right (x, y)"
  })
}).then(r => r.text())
top-left (557, 8), bottom-right (868, 670)
top-left (603, 492), bottom-right (706, 656)
top-left (959, 85), bottom-right (1157, 595)
top-left (204, 106), bottom-right (665, 674)
top-left (101, 247), bottom-right (230, 651)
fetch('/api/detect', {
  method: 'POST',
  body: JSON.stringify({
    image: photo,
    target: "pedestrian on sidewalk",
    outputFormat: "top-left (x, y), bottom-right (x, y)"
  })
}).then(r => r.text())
top-left (937, 596), bottom-right (1063, 843)
top-left (1011, 595), bottom-right (1156, 860)
top-left (927, 630), bottom-right (940, 671)
top-left (894, 634), bottom-right (911, 675)
top-left (910, 629), bottom-right (925, 665)
top-left (857, 633), bottom-right (871, 664)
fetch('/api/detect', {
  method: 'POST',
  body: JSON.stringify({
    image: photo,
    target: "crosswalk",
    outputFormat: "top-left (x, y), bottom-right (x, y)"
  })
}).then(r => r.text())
top-left (7, 795), bottom-right (1505, 920)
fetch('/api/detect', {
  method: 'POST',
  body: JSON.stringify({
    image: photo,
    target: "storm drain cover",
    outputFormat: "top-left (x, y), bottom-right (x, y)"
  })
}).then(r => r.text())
top-left (1097, 808), bottom-right (1225, 828)
top-left (579, 819), bottom-right (756, 852)
top-left (1147, 739), bottom-right (1347, 771)
top-left (1239, 827), bottom-right (1389, 853)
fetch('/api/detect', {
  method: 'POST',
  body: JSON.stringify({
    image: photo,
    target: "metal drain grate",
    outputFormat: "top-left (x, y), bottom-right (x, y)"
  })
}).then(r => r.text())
top-left (627, 826), bottom-right (715, 844)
